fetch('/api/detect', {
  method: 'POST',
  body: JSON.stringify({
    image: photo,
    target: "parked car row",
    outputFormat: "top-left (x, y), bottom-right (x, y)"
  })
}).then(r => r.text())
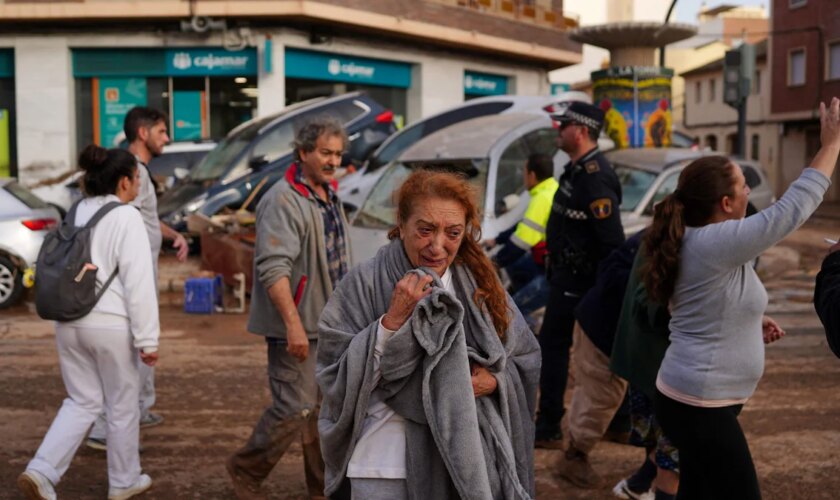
top-left (157, 91), bottom-right (396, 233)
top-left (0, 90), bottom-right (778, 309)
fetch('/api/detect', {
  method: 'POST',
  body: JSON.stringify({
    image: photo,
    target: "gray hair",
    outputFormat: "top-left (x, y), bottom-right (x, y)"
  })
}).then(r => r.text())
top-left (293, 115), bottom-right (348, 161)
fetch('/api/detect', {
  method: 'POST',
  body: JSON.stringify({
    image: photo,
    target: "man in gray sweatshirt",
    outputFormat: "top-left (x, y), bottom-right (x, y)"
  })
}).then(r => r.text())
top-left (226, 117), bottom-right (351, 500)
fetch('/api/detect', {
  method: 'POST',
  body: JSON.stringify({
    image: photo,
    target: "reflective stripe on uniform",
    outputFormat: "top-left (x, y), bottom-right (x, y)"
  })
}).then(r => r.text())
top-left (513, 177), bottom-right (559, 249)
top-left (510, 233), bottom-right (532, 251)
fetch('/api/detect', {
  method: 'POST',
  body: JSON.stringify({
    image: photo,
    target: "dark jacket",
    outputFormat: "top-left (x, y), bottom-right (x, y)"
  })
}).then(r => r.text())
top-left (574, 231), bottom-right (643, 357)
top-left (814, 250), bottom-right (840, 358)
top-left (610, 241), bottom-right (671, 401)
top-left (545, 147), bottom-right (624, 296)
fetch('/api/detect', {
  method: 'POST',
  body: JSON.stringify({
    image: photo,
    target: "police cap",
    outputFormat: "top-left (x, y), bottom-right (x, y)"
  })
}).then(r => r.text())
top-left (551, 101), bottom-right (605, 132)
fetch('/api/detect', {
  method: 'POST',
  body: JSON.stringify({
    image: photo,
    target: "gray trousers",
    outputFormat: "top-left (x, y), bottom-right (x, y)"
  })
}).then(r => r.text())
top-left (228, 339), bottom-right (325, 497)
top-left (351, 478), bottom-right (408, 500)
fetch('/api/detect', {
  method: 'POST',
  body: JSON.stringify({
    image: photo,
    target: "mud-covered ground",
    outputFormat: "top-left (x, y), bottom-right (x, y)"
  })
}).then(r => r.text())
top-left (2, 219), bottom-right (839, 499)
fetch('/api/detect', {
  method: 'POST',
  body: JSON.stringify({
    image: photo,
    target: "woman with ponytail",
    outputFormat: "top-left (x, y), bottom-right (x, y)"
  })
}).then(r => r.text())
top-left (317, 170), bottom-right (540, 499)
top-left (644, 97), bottom-right (840, 499)
top-left (18, 145), bottom-right (158, 500)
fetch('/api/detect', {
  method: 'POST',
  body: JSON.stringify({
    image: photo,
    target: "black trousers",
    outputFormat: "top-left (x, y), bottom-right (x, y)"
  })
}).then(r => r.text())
top-left (654, 389), bottom-right (761, 500)
top-left (536, 285), bottom-right (578, 435)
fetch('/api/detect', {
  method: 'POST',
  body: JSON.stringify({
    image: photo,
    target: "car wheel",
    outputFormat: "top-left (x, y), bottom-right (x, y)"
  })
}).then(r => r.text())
top-left (0, 255), bottom-right (24, 309)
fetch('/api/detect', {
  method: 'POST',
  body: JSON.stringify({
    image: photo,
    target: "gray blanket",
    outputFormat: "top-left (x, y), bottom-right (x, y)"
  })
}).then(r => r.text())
top-left (317, 240), bottom-right (541, 499)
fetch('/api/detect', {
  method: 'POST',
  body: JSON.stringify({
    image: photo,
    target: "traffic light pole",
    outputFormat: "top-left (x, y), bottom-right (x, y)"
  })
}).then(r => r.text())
top-left (737, 98), bottom-right (747, 158)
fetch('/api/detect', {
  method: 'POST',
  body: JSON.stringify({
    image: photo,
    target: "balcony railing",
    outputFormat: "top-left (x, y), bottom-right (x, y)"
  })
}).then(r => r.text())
top-left (439, 0), bottom-right (577, 29)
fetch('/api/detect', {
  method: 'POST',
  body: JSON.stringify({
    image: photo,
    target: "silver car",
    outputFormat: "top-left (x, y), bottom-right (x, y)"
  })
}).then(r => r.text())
top-left (610, 148), bottom-right (776, 237)
top-left (0, 179), bottom-right (61, 308)
top-left (348, 112), bottom-right (614, 266)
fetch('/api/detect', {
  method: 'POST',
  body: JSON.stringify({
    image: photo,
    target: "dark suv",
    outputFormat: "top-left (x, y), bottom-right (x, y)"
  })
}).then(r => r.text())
top-left (158, 91), bottom-right (396, 232)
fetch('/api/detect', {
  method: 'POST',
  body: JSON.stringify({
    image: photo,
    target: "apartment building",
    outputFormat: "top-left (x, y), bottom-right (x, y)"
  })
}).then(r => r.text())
top-left (0, 0), bottom-right (581, 181)
top-left (770, 0), bottom-right (840, 199)
top-left (681, 40), bottom-right (778, 188)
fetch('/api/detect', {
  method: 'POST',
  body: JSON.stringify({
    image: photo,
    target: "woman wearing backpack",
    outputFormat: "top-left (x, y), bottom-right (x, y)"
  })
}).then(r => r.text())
top-left (18, 145), bottom-right (159, 500)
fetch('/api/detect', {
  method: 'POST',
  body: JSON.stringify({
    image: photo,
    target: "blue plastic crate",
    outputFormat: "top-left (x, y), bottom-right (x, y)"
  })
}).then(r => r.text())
top-left (184, 275), bottom-right (223, 314)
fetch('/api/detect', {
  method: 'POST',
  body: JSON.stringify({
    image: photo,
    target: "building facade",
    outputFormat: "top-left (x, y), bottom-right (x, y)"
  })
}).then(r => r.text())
top-left (770, 0), bottom-right (840, 200)
top-left (0, 0), bottom-right (581, 182)
top-left (681, 40), bottom-right (778, 189)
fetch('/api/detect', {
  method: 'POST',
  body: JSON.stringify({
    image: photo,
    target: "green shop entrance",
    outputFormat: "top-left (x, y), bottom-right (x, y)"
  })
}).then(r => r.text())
top-left (285, 48), bottom-right (411, 128)
top-left (73, 47), bottom-right (258, 150)
top-left (0, 49), bottom-right (16, 177)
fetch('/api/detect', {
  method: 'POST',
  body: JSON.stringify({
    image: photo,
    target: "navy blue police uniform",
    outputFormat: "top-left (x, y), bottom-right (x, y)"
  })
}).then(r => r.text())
top-left (535, 102), bottom-right (625, 446)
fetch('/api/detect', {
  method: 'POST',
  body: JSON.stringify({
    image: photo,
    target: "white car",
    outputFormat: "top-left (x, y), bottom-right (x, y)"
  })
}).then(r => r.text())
top-left (348, 112), bottom-right (612, 266)
top-left (339, 93), bottom-right (595, 214)
top-left (0, 179), bottom-right (60, 308)
top-left (31, 140), bottom-right (217, 214)
top-left (611, 148), bottom-right (776, 237)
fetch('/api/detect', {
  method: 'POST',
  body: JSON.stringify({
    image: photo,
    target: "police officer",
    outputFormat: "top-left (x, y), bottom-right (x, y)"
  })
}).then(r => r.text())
top-left (535, 101), bottom-right (624, 449)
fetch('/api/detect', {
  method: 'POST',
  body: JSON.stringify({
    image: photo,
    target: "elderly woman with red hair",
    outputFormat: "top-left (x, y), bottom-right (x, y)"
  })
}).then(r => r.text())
top-left (317, 170), bottom-right (541, 500)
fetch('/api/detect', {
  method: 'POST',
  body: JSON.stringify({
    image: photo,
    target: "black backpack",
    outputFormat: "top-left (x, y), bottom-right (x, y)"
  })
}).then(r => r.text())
top-left (35, 200), bottom-right (123, 321)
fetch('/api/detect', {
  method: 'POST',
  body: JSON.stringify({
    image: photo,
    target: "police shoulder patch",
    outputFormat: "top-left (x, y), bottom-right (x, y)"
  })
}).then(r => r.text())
top-left (585, 161), bottom-right (600, 174)
top-left (589, 198), bottom-right (613, 219)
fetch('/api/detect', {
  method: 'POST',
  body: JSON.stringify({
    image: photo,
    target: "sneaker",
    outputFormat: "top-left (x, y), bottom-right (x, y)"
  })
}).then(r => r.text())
top-left (612, 478), bottom-right (655, 500)
top-left (555, 447), bottom-right (602, 489)
top-left (108, 473), bottom-right (152, 500)
top-left (86, 437), bottom-right (108, 451)
top-left (17, 469), bottom-right (57, 500)
top-left (86, 437), bottom-right (144, 453)
top-left (226, 455), bottom-right (267, 500)
top-left (140, 412), bottom-right (164, 428)
top-left (534, 429), bottom-right (564, 449)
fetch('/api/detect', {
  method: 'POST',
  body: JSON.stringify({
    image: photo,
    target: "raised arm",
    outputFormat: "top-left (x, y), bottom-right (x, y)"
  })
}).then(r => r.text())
top-left (810, 97), bottom-right (840, 179)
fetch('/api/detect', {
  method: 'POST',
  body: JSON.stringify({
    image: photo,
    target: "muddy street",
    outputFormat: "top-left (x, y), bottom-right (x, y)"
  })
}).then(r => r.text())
top-left (2, 220), bottom-right (840, 499)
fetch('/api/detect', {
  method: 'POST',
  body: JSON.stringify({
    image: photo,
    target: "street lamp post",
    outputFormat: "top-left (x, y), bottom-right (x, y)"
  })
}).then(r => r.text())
top-left (659, 0), bottom-right (679, 67)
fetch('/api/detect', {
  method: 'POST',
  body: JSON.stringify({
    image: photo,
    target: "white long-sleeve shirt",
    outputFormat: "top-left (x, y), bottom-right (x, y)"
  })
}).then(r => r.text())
top-left (347, 269), bottom-right (453, 479)
top-left (67, 195), bottom-right (160, 352)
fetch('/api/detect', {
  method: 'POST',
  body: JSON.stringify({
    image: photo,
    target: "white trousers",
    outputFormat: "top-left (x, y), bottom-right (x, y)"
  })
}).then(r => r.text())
top-left (90, 362), bottom-right (154, 439)
top-left (27, 323), bottom-right (142, 489)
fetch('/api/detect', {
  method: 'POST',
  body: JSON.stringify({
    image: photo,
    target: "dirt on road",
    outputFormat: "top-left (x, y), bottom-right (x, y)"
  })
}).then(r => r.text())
top-left (2, 220), bottom-right (840, 499)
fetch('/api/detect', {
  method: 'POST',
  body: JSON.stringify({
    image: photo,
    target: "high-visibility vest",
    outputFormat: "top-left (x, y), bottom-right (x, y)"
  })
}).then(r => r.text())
top-left (509, 177), bottom-right (559, 255)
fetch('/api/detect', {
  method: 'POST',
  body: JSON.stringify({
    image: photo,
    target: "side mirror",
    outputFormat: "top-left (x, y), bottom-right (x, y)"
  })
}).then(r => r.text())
top-left (249, 155), bottom-right (269, 170)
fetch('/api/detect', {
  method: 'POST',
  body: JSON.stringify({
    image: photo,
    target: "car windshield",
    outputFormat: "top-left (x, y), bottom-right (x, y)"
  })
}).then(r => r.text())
top-left (353, 158), bottom-right (489, 230)
top-left (614, 164), bottom-right (658, 212)
top-left (189, 132), bottom-right (258, 182)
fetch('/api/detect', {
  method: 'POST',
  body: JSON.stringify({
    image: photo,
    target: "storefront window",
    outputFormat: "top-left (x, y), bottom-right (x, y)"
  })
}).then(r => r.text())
top-left (0, 49), bottom-right (16, 177)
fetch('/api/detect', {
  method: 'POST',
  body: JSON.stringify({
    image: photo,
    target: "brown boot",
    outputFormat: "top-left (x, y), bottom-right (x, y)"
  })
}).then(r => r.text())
top-left (555, 445), bottom-right (603, 489)
top-left (226, 455), bottom-right (268, 500)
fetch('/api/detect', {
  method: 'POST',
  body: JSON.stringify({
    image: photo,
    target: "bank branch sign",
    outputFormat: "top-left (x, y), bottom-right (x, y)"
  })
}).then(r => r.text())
top-left (166, 48), bottom-right (256, 76)
top-left (285, 48), bottom-right (411, 88)
top-left (464, 71), bottom-right (508, 96)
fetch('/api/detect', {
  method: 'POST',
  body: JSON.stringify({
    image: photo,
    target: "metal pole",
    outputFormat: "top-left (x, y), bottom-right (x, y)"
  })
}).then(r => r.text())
top-left (659, 0), bottom-right (679, 67)
top-left (737, 98), bottom-right (746, 157)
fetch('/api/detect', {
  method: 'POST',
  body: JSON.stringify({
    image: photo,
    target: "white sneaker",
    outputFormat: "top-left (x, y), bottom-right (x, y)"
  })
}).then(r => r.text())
top-left (612, 478), bottom-right (655, 500)
top-left (108, 474), bottom-right (152, 500)
top-left (17, 469), bottom-right (57, 500)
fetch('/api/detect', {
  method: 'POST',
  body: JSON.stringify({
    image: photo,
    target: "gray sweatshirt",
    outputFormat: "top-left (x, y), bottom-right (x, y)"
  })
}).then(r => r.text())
top-left (657, 168), bottom-right (830, 404)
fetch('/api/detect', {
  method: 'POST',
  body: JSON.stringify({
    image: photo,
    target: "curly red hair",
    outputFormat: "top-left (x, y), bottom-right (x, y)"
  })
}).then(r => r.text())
top-left (387, 170), bottom-right (511, 341)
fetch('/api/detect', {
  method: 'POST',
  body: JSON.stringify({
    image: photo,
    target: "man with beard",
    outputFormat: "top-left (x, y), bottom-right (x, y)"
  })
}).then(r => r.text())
top-left (535, 102), bottom-right (624, 454)
top-left (226, 117), bottom-right (351, 500)
top-left (85, 106), bottom-right (188, 451)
